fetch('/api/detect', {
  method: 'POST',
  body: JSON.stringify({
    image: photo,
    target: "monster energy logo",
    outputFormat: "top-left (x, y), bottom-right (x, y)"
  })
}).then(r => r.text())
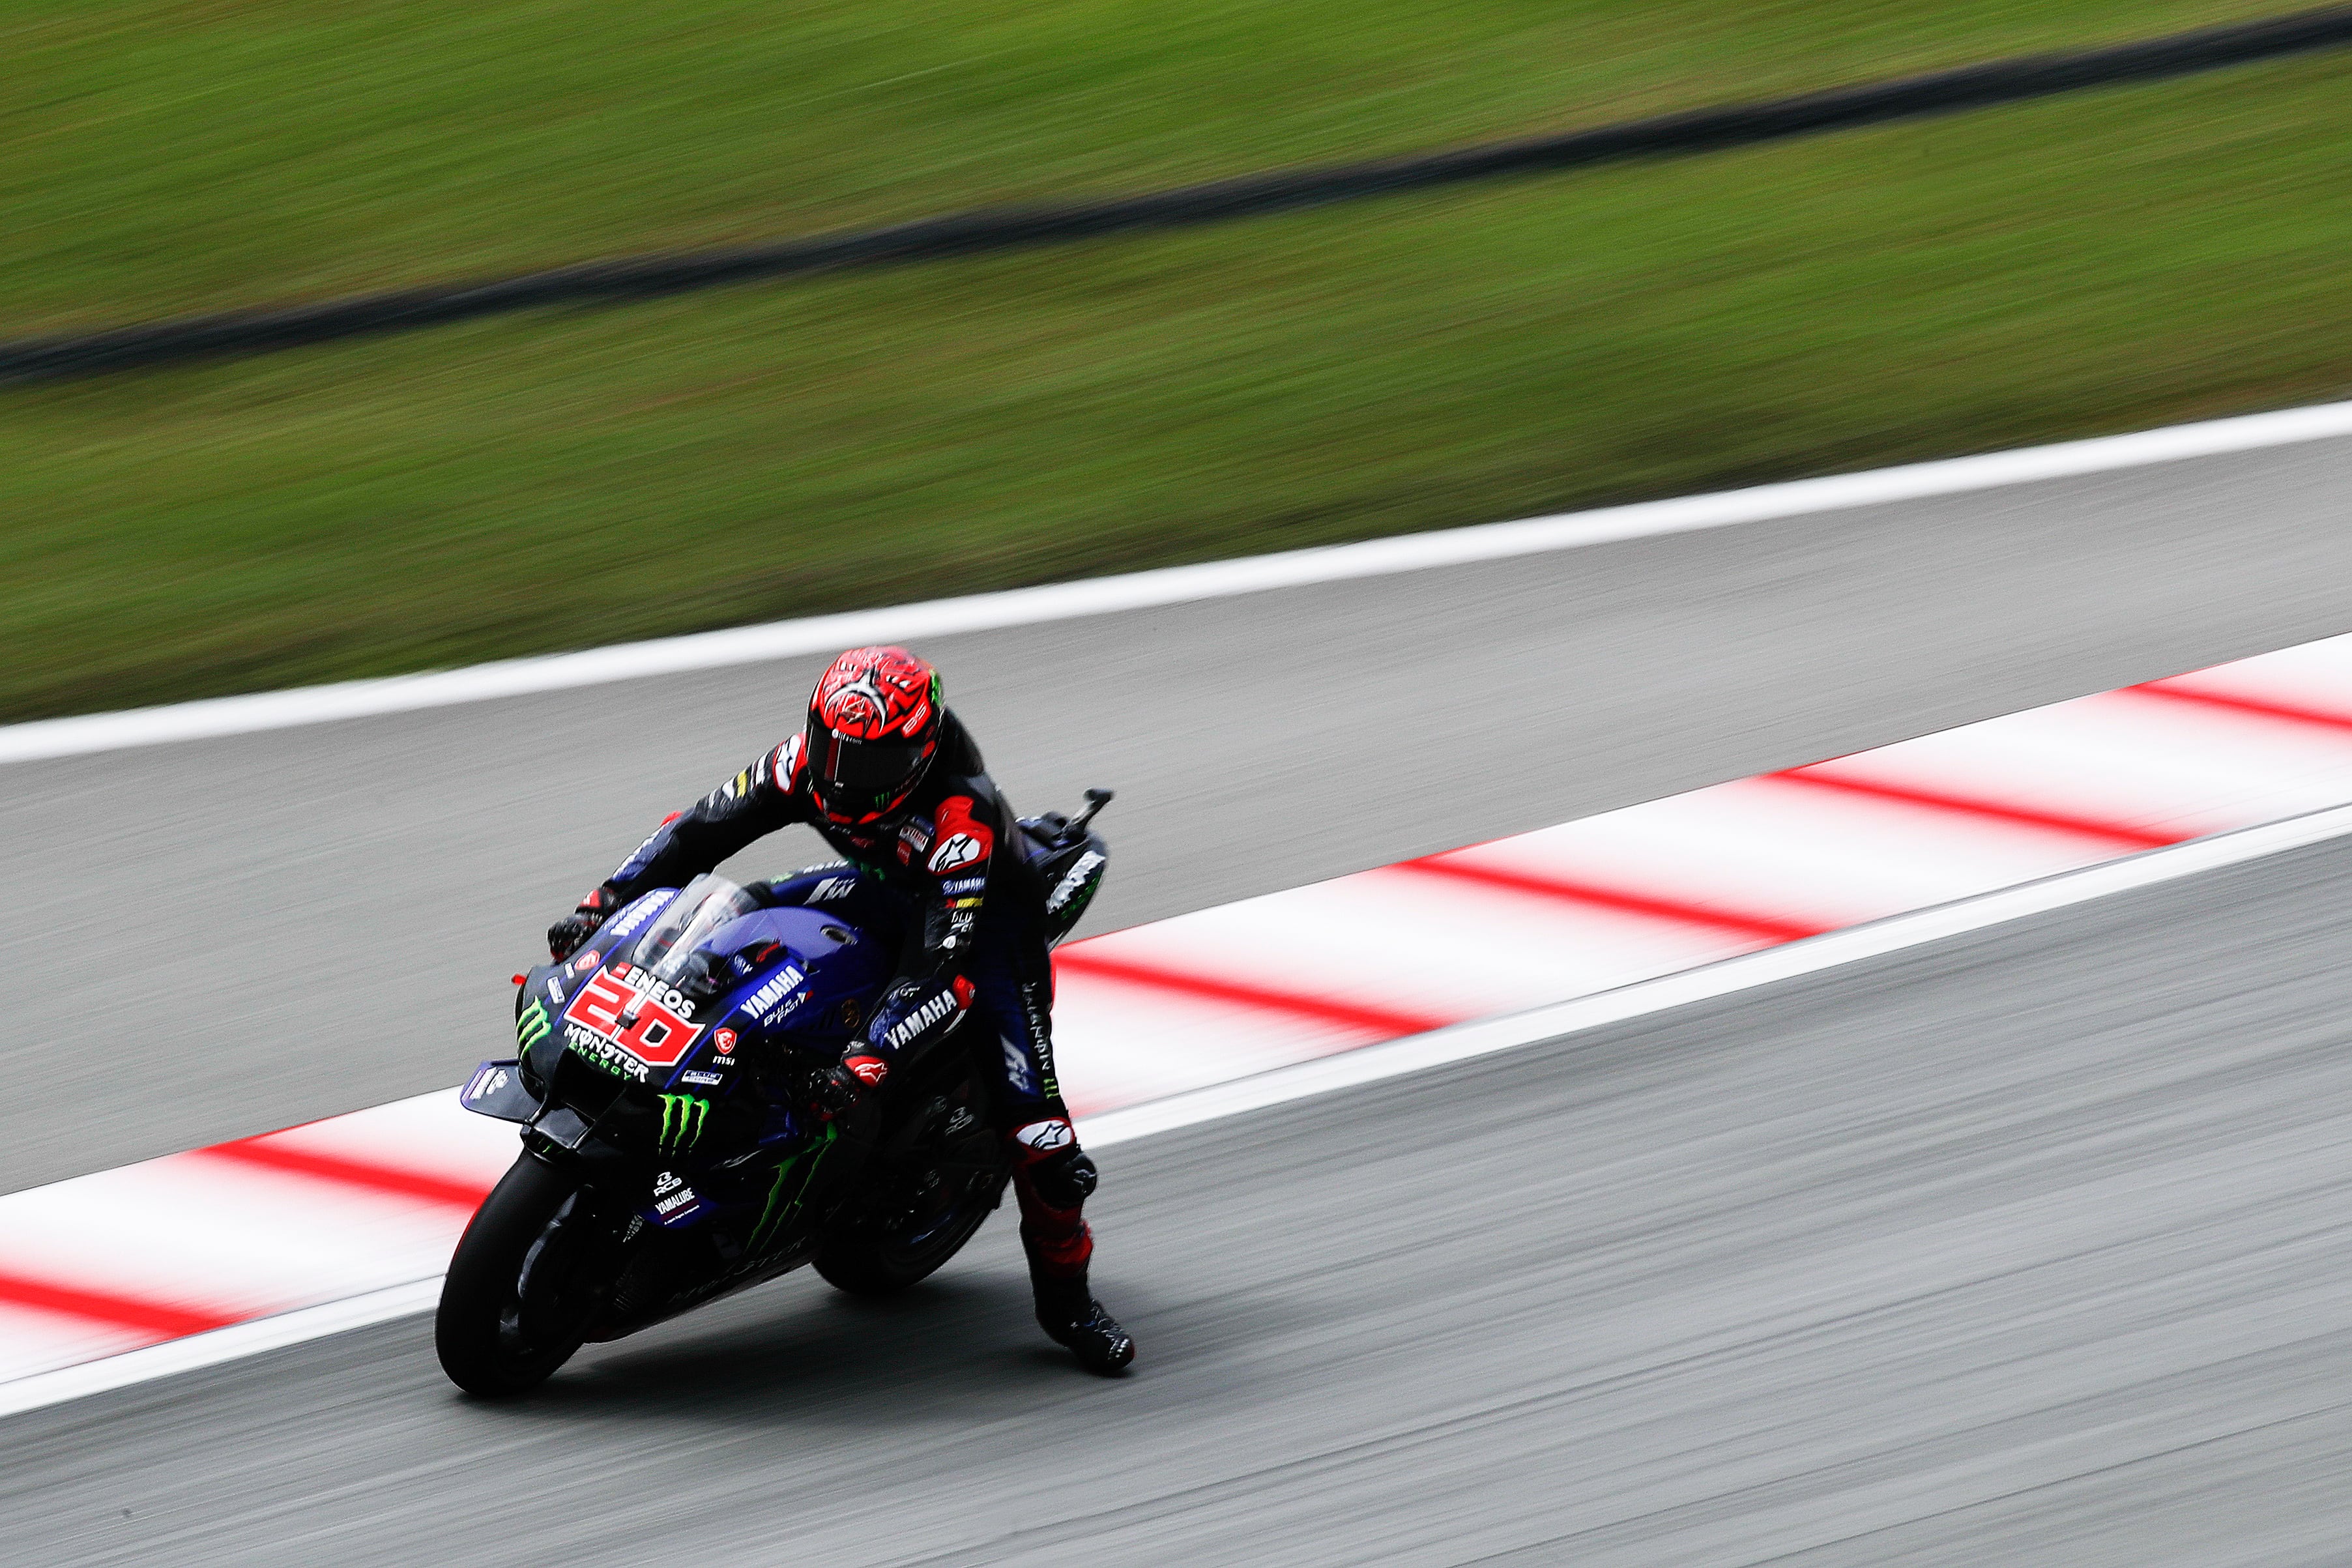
top-left (657, 1094), bottom-right (710, 1152)
top-left (748, 1122), bottom-right (838, 1254)
top-left (515, 1001), bottom-right (551, 1050)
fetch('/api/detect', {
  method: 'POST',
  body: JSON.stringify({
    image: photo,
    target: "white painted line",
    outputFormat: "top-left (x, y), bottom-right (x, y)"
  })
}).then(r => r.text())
top-left (8, 794), bottom-right (2349, 1419)
top-left (7, 397), bottom-right (2352, 766)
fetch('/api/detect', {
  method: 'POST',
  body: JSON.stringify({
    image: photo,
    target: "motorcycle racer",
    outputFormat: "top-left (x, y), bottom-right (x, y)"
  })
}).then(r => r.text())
top-left (545, 646), bottom-right (1134, 1374)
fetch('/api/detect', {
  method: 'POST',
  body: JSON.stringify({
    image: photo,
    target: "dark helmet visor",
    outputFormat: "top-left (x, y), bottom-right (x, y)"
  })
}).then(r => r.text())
top-left (806, 727), bottom-right (926, 795)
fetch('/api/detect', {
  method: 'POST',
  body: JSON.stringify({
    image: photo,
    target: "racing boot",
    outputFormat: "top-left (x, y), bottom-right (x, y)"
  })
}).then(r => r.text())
top-left (1011, 1126), bottom-right (1134, 1374)
top-left (1032, 1272), bottom-right (1135, 1375)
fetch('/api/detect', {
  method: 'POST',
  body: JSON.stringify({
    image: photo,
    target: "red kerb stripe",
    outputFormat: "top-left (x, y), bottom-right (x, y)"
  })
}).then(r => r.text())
top-left (194, 1139), bottom-right (493, 1210)
top-left (1771, 768), bottom-right (2181, 849)
top-left (0, 1269), bottom-right (242, 1341)
top-left (2125, 680), bottom-right (2352, 733)
top-left (1387, 857), bottom-right (1830, 944)
top-left (1054, 948), bottom-right (1455, 1039)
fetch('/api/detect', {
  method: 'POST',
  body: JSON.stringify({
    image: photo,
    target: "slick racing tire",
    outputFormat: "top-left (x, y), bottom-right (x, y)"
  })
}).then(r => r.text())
top-left (813, 1161), bottom-right (1008, 1296)
top-left (817, 1054), bottom-right (1011, 1296)
top-left (435, 1154), bottom-right (598, 1397)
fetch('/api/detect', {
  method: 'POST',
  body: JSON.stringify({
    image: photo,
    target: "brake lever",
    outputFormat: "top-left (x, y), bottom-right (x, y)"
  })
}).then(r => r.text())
top-left (1064, 788), bottom-right (1114, 839)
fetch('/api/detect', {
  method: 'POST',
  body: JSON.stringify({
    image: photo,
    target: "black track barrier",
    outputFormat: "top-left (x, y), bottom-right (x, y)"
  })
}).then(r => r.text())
top-left (9, 5), bottom-right (2352, 382)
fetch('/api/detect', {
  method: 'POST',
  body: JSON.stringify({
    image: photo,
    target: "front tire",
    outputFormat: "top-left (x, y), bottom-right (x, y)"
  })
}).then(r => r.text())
top-left (435, 1154), bottom-right (596, 1396)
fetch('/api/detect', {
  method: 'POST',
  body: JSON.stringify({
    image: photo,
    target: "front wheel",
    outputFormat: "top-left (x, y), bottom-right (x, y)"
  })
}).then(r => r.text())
top-left (435, 1154), bottom-right (600, 1396)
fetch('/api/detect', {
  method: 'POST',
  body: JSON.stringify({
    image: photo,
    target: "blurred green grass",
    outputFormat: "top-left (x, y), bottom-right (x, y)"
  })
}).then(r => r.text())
top-left (0, 0), bottom-right (2296, 330)
top-left (3, 5), bottom-right (2348, 720)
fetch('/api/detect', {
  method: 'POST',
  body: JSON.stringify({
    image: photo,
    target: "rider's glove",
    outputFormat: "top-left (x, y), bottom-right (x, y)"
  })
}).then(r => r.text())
top-left (1029, 1146), bottom-right (1099, 1210)
top-left (547, 888), bottom-right (615, 962)
top-left (817, 1054), bottom-right (890, 1118)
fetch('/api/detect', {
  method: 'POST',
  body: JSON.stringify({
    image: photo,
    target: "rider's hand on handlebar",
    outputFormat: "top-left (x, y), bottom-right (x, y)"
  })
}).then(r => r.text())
top-left (547, 890), bottom-right (613, 961)
top-left (817, 1054), bottom-right (889, 1118)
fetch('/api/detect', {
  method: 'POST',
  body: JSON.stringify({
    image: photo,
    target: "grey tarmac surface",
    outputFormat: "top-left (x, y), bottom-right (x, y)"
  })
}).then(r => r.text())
top-left (10, 820), bottom-right (2352, 1565)
top-left (7, 431), bottom-right (2352, 1189)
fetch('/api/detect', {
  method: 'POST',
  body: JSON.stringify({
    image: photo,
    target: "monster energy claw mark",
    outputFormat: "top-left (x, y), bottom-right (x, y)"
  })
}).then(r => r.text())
top-left (748, 1122), bottom-right (839, 1253)
top-left (515, 1001), bottom-right (551, 1049)
top-left (658, 1094), bottom-right (710, 1152)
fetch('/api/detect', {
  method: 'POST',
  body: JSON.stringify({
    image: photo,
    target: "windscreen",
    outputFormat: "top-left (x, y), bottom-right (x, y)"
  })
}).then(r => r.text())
top-left (626, 874), bottom-right (760, 985)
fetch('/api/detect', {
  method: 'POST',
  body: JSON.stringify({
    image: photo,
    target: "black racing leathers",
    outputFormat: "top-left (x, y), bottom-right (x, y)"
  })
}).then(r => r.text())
top-left (573, 706), bottom-right (1116, 1358)
top-left (586, 712), bottom-right (1059, 1111)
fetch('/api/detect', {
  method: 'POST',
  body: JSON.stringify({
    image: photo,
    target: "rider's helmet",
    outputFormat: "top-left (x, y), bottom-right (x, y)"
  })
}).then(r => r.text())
top-left (805, 646), bottom-right (944, 826)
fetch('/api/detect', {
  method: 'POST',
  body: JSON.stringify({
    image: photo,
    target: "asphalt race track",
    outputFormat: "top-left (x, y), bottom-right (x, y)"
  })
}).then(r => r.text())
top-left (6, 429), bottom-right (2352, 1563)
top-left (7, 434), bottom-right (2352, 1188)
top-left (10, 832), bottom-right (2352, 1565)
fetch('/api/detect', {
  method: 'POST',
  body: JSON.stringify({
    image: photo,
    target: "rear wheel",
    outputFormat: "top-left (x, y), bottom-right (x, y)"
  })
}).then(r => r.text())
top-left (816, 1086), bottom-right (1009, 1296)
top-left (435, 1154), bottom-right (602, 1396)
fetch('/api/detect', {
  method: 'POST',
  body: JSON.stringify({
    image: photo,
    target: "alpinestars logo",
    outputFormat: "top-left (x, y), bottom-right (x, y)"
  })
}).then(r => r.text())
top-left (658, 1094), bottom-right (710, 1152)
top-left (883, 988), bottom-right (963, 1049)
top-left (928, 834), bottom-right (984, 874)
top-left (1013, 1118), bottom-right (1074, 1154)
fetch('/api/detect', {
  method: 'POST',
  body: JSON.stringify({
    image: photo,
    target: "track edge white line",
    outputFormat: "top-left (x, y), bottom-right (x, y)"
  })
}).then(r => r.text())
top-left (8, 396), bottom-right (2352, 764)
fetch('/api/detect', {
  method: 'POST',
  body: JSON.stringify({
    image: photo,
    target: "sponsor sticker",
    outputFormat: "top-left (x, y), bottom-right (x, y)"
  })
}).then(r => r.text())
top-left (656, 1093), bottom-right (710, 1152)
top-left (883, 989), bottom-right (961, 1049)
top-left (561, 963), bottom-right (704, 1069)
top-left (739, 966), bottom-right (806, 1023)
top-left (571, 950), bottom-right (602, 974)
top-left (808, 875), bottom-right (857, 903)
top-left (564, 1021), bottom-right (650, 1082)
top-left (712, 1028), bottom-right (738, 1052)
top-left (679, 1069), bottom-right (724, 1086)
top-left (1046, 850), bottom-right (1107, 914)
top-left (602, 890), bottom-right (674, 946)
top-left (927, 796), bottom-right (993, 875)
top-left (1013, 1118), bottom-right (1075, 1154)
top-left (927, 833), bottom-right (985, 874)
top-left (1001, 1038), bottom-right (1038, 1096)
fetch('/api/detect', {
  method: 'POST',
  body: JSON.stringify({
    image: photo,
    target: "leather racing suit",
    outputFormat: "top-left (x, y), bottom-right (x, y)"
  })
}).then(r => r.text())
top-left (575, 710), bottom-right (1100, 1301)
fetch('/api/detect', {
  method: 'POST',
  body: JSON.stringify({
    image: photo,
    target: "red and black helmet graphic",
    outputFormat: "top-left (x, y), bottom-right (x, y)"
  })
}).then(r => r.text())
top-left (804, 646), bottom-right (944, 825)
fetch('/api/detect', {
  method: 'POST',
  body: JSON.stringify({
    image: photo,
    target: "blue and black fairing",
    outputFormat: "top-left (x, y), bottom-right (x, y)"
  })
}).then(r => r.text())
top-left (468, 879), bottom-right (893, 1190)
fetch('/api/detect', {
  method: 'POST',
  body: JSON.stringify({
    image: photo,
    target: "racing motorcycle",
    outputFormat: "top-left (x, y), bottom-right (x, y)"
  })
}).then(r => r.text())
top-left (433, 791), bottom-right (1112, 1397)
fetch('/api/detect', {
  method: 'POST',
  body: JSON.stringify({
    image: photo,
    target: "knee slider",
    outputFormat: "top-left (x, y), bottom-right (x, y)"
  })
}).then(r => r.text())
top-left (1032, 1148), bottom-right (1097, 1209)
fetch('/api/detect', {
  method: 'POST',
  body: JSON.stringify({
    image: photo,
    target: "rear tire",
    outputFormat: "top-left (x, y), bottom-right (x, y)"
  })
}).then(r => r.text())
top-left (435, 1154), bottom-right (596, 1396)
top-left (814, 1160), bottom-right (1008, 1296)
